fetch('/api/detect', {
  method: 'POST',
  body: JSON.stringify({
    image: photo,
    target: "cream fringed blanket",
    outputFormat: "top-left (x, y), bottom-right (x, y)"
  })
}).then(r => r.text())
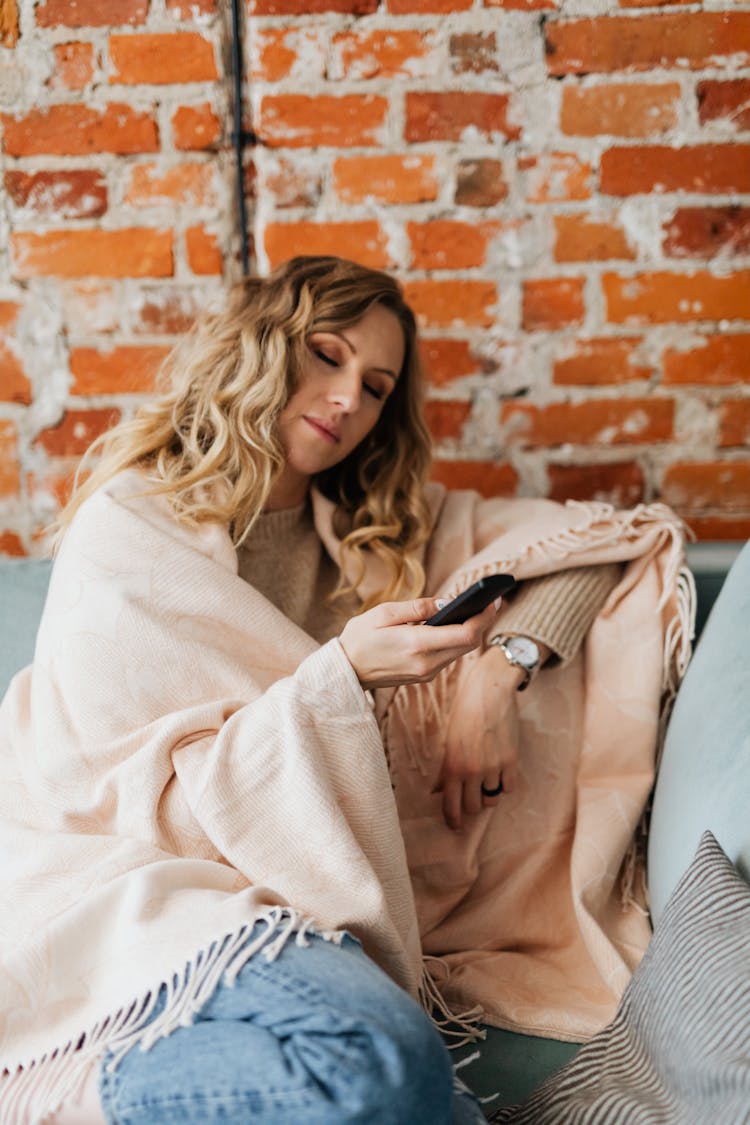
top-left (0, 470), bottom-right (692, 1122)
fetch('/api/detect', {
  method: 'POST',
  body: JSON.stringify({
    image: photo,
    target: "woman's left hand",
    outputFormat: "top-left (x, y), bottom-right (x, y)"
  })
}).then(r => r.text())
top-left (433, 644), bottom-right (526, 831)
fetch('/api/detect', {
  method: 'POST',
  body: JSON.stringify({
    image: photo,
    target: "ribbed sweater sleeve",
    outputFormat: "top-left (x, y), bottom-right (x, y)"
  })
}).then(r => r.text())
top-left (491, 563), bottom-right (623, 666)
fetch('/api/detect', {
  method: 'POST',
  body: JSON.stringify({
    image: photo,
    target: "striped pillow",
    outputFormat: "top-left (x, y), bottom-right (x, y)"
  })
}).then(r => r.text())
top-left (490, 831), bottom-right (750, 1124)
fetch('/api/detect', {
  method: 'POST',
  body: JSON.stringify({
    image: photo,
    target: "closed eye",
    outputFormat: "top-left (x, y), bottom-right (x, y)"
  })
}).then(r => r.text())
top-left (364, 384), bottom-right (385, 401)
top-left (314, 347), bottom-right (338, 367)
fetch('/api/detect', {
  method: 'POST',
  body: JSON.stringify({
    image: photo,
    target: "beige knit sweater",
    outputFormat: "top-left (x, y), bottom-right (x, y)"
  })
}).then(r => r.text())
top-left (237, 498), bottom-right (622, 663)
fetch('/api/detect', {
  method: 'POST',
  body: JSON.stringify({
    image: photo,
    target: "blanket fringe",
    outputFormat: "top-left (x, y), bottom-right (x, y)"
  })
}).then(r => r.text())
top-left (419, 955), bottom-right (486, 1050)
top-left (0, 907), bottom-right (341, 1125)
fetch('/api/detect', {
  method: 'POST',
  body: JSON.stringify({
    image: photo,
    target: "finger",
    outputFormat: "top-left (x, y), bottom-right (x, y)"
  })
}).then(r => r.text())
top-left (442, 779), bottom-right (464, 831)
top-left (377, 597), bottom-right (448, 627)
top-left (499, 763), bottom-right (517, 794)
top-left (463, 778), bottom-right (484, 818)
top-left (413, 609), bottom-right (495, 653)
top-left (480, 774), bottom-right (504, 806)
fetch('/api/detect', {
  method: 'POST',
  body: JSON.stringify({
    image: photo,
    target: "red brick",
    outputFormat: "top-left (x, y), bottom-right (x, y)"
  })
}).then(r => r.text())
top-left (36, 0), bottom-right (146, 25)
top-left (125, 162), bottom-right (216, 207)
top-left (553, 337), bottom-right (651, 385)
top-left (545, 13), bottom-right (750, 76)
top-left (601, 144), bottom-right (750, 196)
top-left (258, 95), bottom-right (387, 148)
top-left (663, 207), bottom-right (750, 259)
top-left (332, 29), bottom-right (434, 79)
top-left (561, 82), bottom-right (679, 138)
top-left (0, 531), bottom-right (26, 558)
top-left (12, 229), bottom-right (173, 279)
top-left (430, 458), bottom-right (518, 497)
top-left (172, 104), bottom-right (221, 151)
top-left (258, 157), bottom-right (323, 209)
top-left (547, 461), bottom-right (645, 506)
top-left (48, 42), bottom-right (95, 90)
top-left (407, 220), bottom-right (496, 270)
top-left (685, 515), bottom-right (750, 541)
top-left (70, 345), bottom-right (170, 395)
top-left (35, 409), bottom-right (121, 457)
top-left (166, 0), bottom-right (215, 15)
top-left (109, 33), bottom-right (217, 85)
top-left (0, 103), bottom-right (158, 156)
top-left (502, 397), bottom-right (674, 447)
top-left (697, 79), bottom-right (750, 131)
top-left (265, 222), bottom-right (390, 270)
top-left (250, 27), bottom-right (325, 83)
top-left (662, 461), bottom-right (750, 511)
top-left (0, 302), bottom-right (31, 406)
top-left (405, 92), bottom-right (519, 143)
top-left (387, 0), bottom-right (471, 11)
top-left (718, 400), bottom-right (750, 449)
top-left (131, 286), bottom-right (202, 335)
top-left (455, 159), bottom-right (508, 206)
top-left (402, 280), bottom-right (497, 328)
top-left (420, 338), bottom-right (478, 386)
top-left (450, 32), bottom-right (498, 75)
top-left (251, 0), bottom-right (377, 12)
top-left (333, 154), bottom-right (437, 205)
top-left (0, 420), bottom-right (21, 498)
top-left (4, 170), bottom-right (107, 220)
top-left (1, 0), bottom-right (19, 47)
top-left (663, 335), bottom-right (750, 386)
top-left (604, 270), bottom-right (750, 324)
top-left (520, 152), bottom-right (592, 202)
top-left (185, 226), bottom-right (222, 275)
top-left (554, 215), bottom-right (634, 262)
top-left (423, 400), bottom-right (472, 442)
top-left (522, 278), bottom-right (586, 330)
top-left (485, 0), bottom-right (555, 9)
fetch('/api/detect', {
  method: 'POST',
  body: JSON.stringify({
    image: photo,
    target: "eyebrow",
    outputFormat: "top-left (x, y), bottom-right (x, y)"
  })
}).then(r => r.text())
top-left (335, 330), bottom-right (399, 382)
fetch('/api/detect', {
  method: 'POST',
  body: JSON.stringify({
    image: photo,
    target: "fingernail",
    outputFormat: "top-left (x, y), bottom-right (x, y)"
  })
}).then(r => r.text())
top-left (435, 598), bottom-right (448, 610)
top-left (493, 596), bottom-right (503, 610)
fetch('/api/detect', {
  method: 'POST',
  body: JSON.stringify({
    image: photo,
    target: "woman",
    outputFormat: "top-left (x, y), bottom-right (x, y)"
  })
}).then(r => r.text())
top-left (0, 258), bottom-right (690, 1124)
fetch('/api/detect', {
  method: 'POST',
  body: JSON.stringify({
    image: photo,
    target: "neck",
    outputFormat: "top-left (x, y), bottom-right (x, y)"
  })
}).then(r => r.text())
top-left (265, 466), bottom-right (310, 511)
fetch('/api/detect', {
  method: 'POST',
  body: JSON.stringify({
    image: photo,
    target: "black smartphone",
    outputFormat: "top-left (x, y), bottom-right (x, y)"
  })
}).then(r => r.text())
top-left (425, 573), bottom-right (517, 626)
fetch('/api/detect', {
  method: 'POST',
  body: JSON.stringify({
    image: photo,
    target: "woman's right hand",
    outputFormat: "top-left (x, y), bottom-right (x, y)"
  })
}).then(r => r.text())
top-left (339, 597), bottom-right (498, 692)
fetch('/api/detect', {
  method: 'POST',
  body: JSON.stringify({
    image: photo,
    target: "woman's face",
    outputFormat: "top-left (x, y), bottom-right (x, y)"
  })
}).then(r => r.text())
top-left (269, 302), bottom-right (405, 508)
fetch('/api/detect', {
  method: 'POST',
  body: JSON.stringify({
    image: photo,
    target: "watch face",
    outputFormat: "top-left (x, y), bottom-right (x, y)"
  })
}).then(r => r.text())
top-left (507, 636), bottom-right (539, 665)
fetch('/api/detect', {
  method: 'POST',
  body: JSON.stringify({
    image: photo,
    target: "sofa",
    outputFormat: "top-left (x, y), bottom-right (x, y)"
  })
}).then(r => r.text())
top-left (1, 541), bottom-right (748, 1117)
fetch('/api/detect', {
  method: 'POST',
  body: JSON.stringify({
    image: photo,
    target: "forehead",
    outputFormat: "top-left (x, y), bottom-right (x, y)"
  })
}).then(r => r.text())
top-left (339, 304), bottom-right (406, 372)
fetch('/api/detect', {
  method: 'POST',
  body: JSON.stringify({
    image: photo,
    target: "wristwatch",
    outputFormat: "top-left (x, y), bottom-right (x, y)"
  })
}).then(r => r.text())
top-left (489, 634), bottom-right (541, 691)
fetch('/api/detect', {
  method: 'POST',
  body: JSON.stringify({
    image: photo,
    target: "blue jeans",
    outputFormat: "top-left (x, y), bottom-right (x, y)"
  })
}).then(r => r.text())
top-left (99, 929), bottom-right (485, 1124)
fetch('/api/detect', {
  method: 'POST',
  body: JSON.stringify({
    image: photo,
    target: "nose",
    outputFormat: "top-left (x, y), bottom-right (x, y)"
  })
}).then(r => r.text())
top-left (327, 368), bottom-right (361, 413)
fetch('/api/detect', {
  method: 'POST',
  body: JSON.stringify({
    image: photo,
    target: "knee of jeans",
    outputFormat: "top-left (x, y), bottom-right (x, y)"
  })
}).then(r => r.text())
top-left (351, 1000), bottom-right (454, 1122)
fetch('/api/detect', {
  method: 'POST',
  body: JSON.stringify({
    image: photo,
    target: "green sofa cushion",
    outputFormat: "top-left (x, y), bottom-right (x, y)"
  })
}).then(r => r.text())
top-left (0, 558), bottom-right (53, 698)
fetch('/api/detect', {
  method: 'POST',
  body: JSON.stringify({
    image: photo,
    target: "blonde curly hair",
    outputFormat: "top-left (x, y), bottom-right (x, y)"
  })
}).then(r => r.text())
top-left (53, 256), bottom-right (434, 609)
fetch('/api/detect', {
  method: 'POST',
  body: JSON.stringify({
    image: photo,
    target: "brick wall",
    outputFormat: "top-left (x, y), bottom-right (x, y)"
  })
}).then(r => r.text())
top-left (1, 0), bottom-right (749, 555)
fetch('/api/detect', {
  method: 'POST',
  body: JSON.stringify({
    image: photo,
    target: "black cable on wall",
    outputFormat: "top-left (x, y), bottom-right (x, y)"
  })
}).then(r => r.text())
top-left (230, 0), bottom-right (251, 277)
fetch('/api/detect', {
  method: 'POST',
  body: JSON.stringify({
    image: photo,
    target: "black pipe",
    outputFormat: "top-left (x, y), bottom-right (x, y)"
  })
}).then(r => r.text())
top-left (230, 0), bottom-right (251, 277)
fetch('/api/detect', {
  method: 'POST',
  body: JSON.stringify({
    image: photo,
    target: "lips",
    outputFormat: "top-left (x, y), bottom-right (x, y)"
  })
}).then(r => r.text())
top-left (304, 416), bottom-right (340, 443)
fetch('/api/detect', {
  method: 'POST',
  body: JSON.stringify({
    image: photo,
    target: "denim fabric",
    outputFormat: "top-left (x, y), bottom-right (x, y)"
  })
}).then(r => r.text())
top-left (99, 928), bottom-right (486, 1124)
